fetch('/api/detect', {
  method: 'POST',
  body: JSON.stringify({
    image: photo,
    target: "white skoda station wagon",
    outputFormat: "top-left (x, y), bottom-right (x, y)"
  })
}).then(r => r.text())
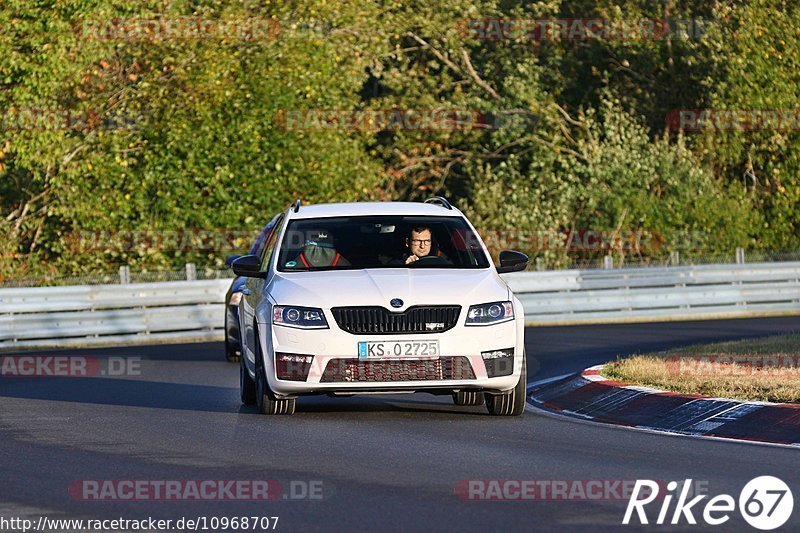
top-left (232, 198), bottom-right (529, 415)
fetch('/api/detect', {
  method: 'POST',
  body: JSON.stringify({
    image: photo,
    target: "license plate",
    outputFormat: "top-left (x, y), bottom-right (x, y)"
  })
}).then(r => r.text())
top-left (358, 340), bottom-right (440, 359)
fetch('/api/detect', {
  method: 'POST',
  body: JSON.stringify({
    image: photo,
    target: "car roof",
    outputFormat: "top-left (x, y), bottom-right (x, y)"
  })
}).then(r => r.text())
top-left (285, 201), bottom-right (465, 219)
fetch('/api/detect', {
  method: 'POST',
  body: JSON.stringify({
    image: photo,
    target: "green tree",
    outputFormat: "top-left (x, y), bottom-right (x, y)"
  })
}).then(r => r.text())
top-left (699, 0), bottom-right (800, 250)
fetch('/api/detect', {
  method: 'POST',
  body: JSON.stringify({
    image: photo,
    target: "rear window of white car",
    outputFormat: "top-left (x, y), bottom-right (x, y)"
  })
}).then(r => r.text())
top-left (276, 216), bottom-right (490, 271)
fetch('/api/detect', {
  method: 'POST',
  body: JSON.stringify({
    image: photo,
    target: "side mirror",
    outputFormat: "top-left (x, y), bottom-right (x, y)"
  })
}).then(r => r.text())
top-left (232, 255), bottom-right (266, 278)
top-left (225, 254), bottom-right (242, 268)
top-left (496, 250), bottom-right (528, 274)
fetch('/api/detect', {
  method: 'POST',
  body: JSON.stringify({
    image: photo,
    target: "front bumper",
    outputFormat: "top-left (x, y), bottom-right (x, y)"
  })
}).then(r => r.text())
top-left (257, 316), bottom-right (524, 396)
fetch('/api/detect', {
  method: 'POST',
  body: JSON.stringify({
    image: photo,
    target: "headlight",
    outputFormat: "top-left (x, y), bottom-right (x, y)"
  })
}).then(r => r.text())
top-left (465, 301), bottom-right (514, 326)
top-left (272, 305), bottom-right (329, 329)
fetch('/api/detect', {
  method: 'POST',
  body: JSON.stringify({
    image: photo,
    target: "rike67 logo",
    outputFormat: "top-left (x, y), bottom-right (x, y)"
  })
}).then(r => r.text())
top-left (623, 477), bottom-right (793, 530)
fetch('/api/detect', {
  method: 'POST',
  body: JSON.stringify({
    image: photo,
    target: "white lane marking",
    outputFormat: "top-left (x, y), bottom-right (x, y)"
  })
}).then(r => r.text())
top-left (584, 373), bottom-right (606, 382)
top-left (525, 399), bottom-right (800, 450)
top-left (526, 373), bottom-right (575, 391)
top-left (625, 385), bottom-right (668, 394)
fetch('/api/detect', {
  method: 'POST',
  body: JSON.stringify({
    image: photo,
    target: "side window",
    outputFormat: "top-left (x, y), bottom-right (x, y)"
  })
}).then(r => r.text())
top-left (250, 214), bottom-right (281, 257)
top-left (259, 215), bottom-right (284, 271)
top-left (249, 227), bottom-right (271, 257)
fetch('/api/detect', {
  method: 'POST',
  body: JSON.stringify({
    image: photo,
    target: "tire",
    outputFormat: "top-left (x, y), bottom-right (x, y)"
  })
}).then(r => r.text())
top-left (485, 351), bottom-right (527, 416)
top-left (225, 315), bottom-right (241, 362)
top-left (453, 391), bottom-right (485, 406)
top-left (240, 355), bottom-right (256, 405)
top-left (226, 342), bottom-right (241, 363)
top-left (254, 330), bottom-right (296, 415)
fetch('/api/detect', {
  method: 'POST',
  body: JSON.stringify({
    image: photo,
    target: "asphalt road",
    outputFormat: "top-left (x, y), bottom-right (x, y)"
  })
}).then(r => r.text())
top-left (1, 316), bottom-right (799, 532)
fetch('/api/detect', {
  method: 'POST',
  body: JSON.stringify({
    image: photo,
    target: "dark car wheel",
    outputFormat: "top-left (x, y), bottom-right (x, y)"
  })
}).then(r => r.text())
top-left (240, 355), bottom-right (256, 405)
top-left (485, 351), bottom-right (527, 416)
top-left (225, 312), bottom-right (241, 362)
top-left (226, 341), bottom-right (241, 363)
top-left (226, 343), bottom-right (241, 363)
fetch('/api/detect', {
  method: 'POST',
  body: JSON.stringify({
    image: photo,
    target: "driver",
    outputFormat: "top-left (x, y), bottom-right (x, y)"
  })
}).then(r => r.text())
top-left (404, 226), bottom-right (435, 264)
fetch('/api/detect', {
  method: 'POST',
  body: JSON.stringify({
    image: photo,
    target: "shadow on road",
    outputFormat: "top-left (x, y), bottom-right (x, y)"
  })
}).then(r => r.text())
top-left (0, 342), bottom-right (227, 361)
top-left (0, 376), bottom-right (499, 417)
top-left (239, 395), bottom-right (493, 416)
top-left (0, 377), bottom-right (238, 413)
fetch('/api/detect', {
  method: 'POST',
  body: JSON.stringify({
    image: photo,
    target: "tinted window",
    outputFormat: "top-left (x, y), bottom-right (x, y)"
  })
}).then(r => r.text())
top-left (249, 214), bottom-right (281, 257)
top-left (276, 216), bottom-right (490, 271)
top-left (259, 215), bottom-right (284, 271)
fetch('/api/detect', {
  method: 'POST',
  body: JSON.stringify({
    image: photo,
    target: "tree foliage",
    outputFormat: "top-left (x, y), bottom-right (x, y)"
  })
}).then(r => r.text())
top-left (0, 0), bottom-right (796, 278)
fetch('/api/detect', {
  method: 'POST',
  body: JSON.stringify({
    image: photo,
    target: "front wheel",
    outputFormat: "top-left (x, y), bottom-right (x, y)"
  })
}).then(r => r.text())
top-left (485, 352), bottom-right (527, 416)
top-left (254, 335), bottom-right (296, 415)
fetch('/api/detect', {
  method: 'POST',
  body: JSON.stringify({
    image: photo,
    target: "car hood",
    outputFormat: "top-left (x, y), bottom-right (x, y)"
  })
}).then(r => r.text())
top-left (268, 268), bottom-right (508, 310)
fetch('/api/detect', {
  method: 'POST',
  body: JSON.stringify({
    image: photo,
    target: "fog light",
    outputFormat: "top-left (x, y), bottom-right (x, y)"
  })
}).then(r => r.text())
top-left (481, 348), bottom-right (514, 377)
top-left (275, 353), bottom-right (314, 381)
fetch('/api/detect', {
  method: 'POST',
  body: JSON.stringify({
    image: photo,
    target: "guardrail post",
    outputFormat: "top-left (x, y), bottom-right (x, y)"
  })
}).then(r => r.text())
top-left (119, 265), bottom-right (131, 284)
top-left (603, 255), bottom-right (613, 269)
top-left (185, 263), bottom-right (197, 281)
top-left (735, 248), bottom-right (745, 264)
top-left (535, 257), bottom-right (544, 271)
top-left (670, 251), bottom-right (680, 265)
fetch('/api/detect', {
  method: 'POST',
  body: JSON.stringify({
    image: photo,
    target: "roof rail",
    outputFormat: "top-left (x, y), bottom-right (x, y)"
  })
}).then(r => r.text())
top-left (292, 199), bottom-right (301, 213)
top-left (424, 196), bottom-right (453, 210)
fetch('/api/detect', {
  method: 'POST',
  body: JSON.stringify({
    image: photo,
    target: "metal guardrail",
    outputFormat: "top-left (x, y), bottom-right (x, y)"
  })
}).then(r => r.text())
top-left (505, 261), bottom-right (800, 324)
top-left (1, 262), bottom-right (799, 350)
top-left (0, 279), bottom-right (230, 350)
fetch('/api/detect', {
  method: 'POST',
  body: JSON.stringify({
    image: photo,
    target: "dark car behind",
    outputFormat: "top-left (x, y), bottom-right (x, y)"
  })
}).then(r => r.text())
top-left (224, 215), bottom-right (279, 361)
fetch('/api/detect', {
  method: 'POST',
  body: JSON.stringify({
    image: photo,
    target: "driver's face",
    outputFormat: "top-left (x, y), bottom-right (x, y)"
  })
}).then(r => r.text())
top-left (408, 229), bottom-right (432, 258)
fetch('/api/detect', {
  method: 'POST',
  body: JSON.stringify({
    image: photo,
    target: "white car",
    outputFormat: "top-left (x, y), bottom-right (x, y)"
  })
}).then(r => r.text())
top-left (232, 198), bottom-right (529, 415)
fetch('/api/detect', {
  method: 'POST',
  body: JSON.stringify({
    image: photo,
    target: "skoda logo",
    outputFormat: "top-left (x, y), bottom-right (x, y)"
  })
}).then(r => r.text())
top-left (390, 298), bottom-right (403, 308)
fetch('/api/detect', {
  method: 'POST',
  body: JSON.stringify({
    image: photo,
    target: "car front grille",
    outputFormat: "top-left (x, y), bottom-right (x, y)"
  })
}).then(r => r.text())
top-left (331, 306), bottom-right (461, 335)
top-left (320, 357), bottom-right (475, 382)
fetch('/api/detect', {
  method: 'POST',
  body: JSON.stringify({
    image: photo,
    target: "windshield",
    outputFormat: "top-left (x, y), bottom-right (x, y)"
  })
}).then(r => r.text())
top-left (276, 215), bottom-right (490, 271)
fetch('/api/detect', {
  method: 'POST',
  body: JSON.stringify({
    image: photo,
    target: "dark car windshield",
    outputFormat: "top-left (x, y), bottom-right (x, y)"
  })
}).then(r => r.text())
top-left (276, 216), bottom-right (490, 271)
